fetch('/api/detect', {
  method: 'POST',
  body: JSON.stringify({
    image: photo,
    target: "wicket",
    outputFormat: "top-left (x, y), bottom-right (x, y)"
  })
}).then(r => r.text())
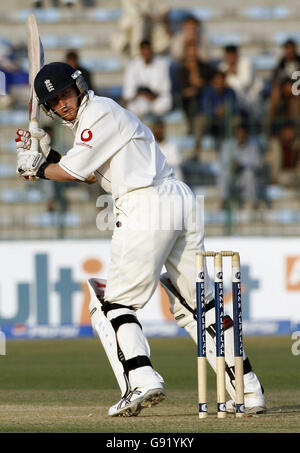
top-left (196, 251), bottom-right (244, 419)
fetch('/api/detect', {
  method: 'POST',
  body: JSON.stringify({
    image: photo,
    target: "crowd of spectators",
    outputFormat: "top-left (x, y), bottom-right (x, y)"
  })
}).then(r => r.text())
top-left (1, 7), bottom-right (300, 214)
top-left (118, 12), bottom-right (300, 210)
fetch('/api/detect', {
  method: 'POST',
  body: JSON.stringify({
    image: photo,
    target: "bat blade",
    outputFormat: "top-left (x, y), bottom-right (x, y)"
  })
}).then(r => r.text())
top-left (26, 14), bottom-right (44, 153)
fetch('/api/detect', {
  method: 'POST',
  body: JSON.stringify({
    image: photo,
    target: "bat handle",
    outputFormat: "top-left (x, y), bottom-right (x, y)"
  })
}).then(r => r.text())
top-left (29, 118), bottom-right (40, 154)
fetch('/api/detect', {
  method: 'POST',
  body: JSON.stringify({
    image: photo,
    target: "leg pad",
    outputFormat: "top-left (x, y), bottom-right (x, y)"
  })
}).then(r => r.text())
top-left (123, 355), bottom-right (153, 375)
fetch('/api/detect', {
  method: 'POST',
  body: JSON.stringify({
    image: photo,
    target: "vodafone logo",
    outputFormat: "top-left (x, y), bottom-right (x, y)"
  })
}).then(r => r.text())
top-left (80, 129), bottom-right (93, 142)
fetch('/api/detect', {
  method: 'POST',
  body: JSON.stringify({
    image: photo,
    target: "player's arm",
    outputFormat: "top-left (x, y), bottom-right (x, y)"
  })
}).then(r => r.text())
top-left (42, 163), bottom-right (77, 181)
top-left (43, 163), bottom-right (96, 184)
top-left (15, 127), bottom-right (96, 183)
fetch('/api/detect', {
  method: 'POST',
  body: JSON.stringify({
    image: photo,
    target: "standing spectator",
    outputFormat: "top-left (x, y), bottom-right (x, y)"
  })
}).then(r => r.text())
top-left (65, 50), bottom-right (94, 92)
top-left (218, 45), bottom-right (254, 110)
top-left (219, 124), bottom-right (263, 209)
top-left (269, 39), bottom-right (300, 132)
top-left (178, 42), bottom-right (216, 134)
top-left (266, 122), bottom-right (300, 187)
top-left (111, 0), bottom-right (170, 58)
top-left (170, 15), bottom-right (208, 62)
top-left (122, 40), bottom-right (172, 118)
top-left (194, 71), bottom-right (239, 153)
top-left (151, 120), bottom-right (183, 180)
top-left (272, 39), bottom-right (300, 84)
top-left (268, 77), bottom-right (300, 131)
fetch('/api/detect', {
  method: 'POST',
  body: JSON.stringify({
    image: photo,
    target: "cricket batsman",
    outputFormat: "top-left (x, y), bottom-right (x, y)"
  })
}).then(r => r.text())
top-left (15, 62), bottom-right (266, 416)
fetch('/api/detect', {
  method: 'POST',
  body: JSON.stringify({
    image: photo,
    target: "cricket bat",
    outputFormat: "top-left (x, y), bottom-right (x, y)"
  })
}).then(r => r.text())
top-left (26, 13), bottom-right (44, 154)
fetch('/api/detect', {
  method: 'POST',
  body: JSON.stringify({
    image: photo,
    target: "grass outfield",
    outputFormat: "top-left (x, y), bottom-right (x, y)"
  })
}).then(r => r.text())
top-left (0, 336), bottom-right (299, 433)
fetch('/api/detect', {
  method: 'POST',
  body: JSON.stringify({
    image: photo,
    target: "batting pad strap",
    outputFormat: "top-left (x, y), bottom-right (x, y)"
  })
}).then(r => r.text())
top-left (123, 355), bottom-right (152, 374)
top-left (205, 299), bottom-right (215, 313)
top-left (243, 357), bottom-right (252, 375)
top-left (111, 314), bottom-right (142, 333)
top-left (101, 300), bottom-right (134, 316)
top-left (160, 274), bottom-right (197, 319)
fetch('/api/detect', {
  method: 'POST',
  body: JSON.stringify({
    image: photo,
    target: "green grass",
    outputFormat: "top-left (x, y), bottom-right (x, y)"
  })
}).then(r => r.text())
top-left (0, 336), bottom-right (299, 433)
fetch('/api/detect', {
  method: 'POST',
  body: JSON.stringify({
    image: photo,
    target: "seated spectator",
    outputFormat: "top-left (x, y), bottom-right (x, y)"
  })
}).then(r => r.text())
top-left (268, 77), bottom-right (300, 131)
top-left (65, 50), bottom-right (95, 92)
top-left (112, 0), bottom-right (170, 58)
top-left (122, 39), bottom-right (172, 118)
top-left (170, 15), bottom-right (208, 62)
top-left (272, 39), bottom-right (300, 84)
top-left (59, 0), bottom-right (77, 6)
top-left (266, 122), bottom-right (300, 187)
top-left (194, 71), bottom-right (240, 154)
top-left (151, 120), bottom-right (183, 180)
top-left (218, 45), bottom-right (254, 110)
top-left (178, 42), bottom-right (216, 134)
top-left (218, 124), bottom-right (264, 209)
top-left (0, 39), bottom-right (24, 109)
top-left (32, 0), bottom-right (59, 6)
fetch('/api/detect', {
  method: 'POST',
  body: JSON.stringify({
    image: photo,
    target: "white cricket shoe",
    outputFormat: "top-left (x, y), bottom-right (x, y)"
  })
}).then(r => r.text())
top-left (108, 385), bottom-right (166, 417)
top-left (226, 393), bottom-right (266, 414)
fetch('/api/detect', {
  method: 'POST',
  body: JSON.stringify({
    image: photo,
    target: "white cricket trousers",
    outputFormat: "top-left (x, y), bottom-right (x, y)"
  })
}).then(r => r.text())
top-left (105, 178), bottom-right (213, 309)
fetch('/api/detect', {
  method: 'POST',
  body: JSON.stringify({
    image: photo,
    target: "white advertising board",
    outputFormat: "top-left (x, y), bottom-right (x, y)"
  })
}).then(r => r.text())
top-left (0, 238), bottom-right (299, 338)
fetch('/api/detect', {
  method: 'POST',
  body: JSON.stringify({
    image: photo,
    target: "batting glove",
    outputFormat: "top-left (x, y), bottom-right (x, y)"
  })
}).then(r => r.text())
top-left (29, 126), bottom-right (51, 158)
top-left (16, 127), bottom-right (51, 158)
top-left (15, 128), bottom-right (46, 179)
top-left (16, 148), bottom-right (46, 178)
top-left (15, 129), bottom-right (31, 152)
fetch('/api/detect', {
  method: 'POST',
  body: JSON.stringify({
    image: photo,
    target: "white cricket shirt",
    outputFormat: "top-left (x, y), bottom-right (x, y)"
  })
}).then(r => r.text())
top-left (59, 91), bottom-right (174, 199)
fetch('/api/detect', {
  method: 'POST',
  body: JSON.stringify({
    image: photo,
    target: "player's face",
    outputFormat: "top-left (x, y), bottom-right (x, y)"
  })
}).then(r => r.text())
top-left (48, 86), bottom-right (79, 121)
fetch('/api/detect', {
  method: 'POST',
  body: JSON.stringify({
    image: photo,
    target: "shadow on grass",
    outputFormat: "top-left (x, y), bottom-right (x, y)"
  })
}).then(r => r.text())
top-left (265, 405), bottom-right (300, 414)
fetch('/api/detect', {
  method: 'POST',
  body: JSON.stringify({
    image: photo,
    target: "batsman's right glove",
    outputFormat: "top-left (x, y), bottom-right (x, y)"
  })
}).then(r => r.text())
top-left (15, 128), bottom-right (61, 180)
